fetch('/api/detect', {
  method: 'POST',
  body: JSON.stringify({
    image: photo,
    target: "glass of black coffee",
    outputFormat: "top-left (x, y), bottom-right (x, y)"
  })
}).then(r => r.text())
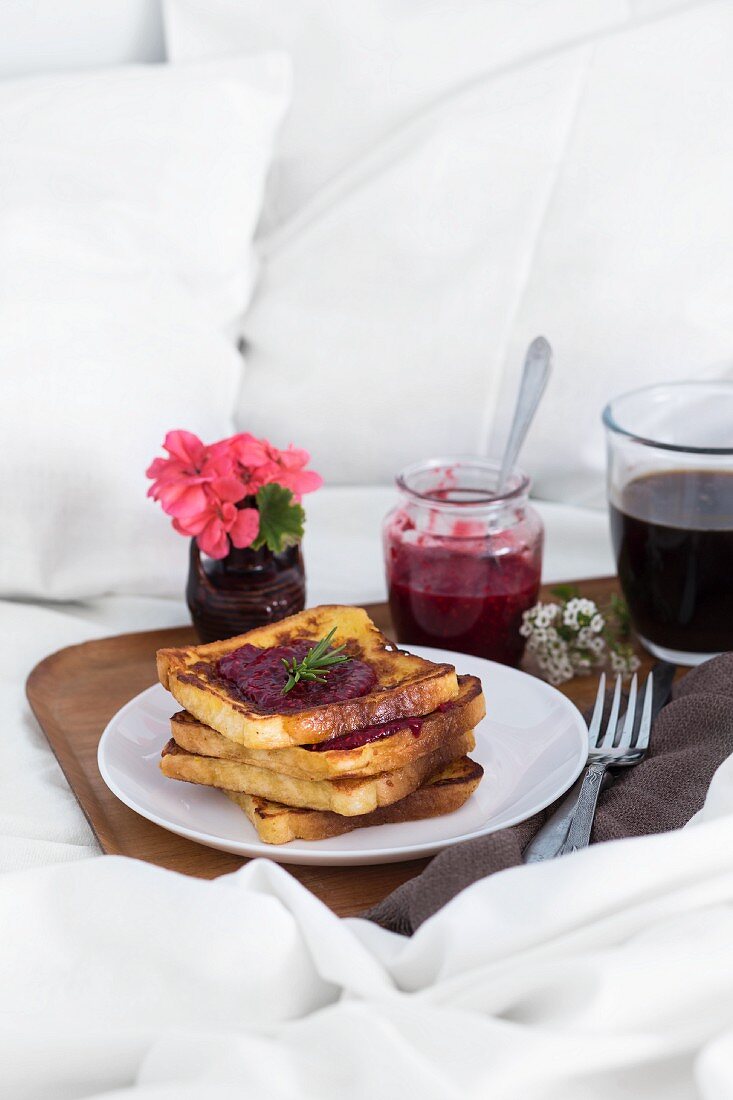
top-left (604, 382), bottom-right (733, 665)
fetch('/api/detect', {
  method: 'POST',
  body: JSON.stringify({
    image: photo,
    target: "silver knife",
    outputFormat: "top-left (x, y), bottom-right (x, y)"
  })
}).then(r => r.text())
top-left (522, 661), bottom-right (676, 863)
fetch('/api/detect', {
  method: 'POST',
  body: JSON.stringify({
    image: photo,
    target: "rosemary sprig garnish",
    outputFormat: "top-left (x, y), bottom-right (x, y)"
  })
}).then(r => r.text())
top-left (281, 627), bottom-right (351, 694)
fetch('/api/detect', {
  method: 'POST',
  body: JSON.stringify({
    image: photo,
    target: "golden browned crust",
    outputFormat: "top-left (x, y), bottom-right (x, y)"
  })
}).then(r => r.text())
top-left (169, 675), bottom-right (485, 780)
top-left (159, 728), bottom-right (474, 816)
top-left (226, 756), bottom-right (484, 843)
top-left (157, 606), bottom-right (459, 749)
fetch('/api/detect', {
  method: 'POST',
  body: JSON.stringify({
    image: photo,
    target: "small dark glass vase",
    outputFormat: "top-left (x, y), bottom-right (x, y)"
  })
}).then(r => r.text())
top-left (186, 540), bottom-right (306, 643)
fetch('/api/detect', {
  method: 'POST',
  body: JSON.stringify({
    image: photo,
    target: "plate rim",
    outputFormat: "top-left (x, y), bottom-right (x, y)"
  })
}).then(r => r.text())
top-left (97, 648), bottom-right (588, 866)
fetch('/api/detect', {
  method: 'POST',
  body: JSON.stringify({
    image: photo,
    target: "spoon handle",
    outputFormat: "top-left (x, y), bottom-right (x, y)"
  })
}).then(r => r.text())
top-left (497, 336), bottom-right (552, 492)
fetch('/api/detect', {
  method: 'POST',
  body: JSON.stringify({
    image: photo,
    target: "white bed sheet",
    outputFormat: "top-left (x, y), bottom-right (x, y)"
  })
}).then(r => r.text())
top-left (4, 498), bottom-right (733, 1098)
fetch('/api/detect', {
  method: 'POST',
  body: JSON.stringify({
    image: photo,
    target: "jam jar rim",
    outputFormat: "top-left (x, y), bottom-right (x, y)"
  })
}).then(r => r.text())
top-left (395, 455), bottom-right (531, 513)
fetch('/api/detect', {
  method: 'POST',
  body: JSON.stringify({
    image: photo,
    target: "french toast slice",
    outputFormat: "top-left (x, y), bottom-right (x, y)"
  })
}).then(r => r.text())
top-left (227, 757), bottom-right (484, 844)
top-left (160, 729), bottom-right (474, 816)
top-left (157, 606), bottom-right (459, 749)
top-left (170, 674), bottom-right (485, 780)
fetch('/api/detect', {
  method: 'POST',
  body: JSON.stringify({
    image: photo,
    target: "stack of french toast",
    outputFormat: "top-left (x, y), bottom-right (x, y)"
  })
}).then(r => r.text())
top-left (157, 606), bottom-right (484, 844)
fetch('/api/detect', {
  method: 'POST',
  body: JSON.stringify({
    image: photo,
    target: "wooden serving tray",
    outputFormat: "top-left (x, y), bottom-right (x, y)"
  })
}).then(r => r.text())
top-left (27, 578), bottom-right (647, 917)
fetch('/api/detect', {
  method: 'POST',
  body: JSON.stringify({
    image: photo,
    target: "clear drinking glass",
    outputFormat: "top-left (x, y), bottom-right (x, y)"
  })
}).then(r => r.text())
top-left (603, 381), bottom-right (733, 665)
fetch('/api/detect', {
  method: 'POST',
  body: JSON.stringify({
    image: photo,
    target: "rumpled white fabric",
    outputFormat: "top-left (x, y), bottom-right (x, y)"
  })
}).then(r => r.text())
top-left (2, 773), bottom-right (733, 1098)
top-left (11, 497), bottom-right (732, 1099)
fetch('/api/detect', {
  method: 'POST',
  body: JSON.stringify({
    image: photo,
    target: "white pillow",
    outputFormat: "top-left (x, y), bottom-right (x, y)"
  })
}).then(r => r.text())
top-left (167, 1), bottom-right (733, 498)
top-left (489, 3), bottom-right (733, 507)
top-left (0, 55), bottom-right (290, 600)
top-left (164, 0), bottom-right (624, 233)
top-left (237, 51), bottom-right (589, 484)
top-left (0, 0), bottom-right (164, 79)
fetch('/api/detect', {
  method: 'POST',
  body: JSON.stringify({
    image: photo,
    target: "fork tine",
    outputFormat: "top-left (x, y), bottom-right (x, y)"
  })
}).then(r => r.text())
top-left (587, 672), bottom-right (606, 747)
top-left (635, 672), bottom-right (654, 751)
top-left (617, 673), bottom-right (638, 750)
top-left (599, 675), bottom-right (623, 748)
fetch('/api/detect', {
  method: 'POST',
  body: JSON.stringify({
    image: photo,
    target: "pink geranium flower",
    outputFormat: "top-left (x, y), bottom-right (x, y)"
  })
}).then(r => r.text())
top-left (210, 434), bottom-right (323, 501)
top-left (261, 442), bottom-right (324, 502)
top-left (211, 433), bottom-right (278, 496)
top-left (146, 430), bottom-right (244, 519)
top-left (147, 430), bottom-right (321, 558)
top-left (174, 496), bottom-right (260, 560)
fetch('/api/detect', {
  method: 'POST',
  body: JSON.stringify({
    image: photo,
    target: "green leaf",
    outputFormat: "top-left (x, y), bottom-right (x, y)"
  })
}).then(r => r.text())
top-left (551, 583), bottom-right (580, 602)
top-left (605, 593), bottom-right (632, 638)
top-left (252, 484), bottom-right (305, 553)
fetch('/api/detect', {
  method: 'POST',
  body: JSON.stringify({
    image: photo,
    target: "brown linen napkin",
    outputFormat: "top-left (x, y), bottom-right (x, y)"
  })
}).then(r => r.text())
top-left (365, 653), bottom-right (733, 936)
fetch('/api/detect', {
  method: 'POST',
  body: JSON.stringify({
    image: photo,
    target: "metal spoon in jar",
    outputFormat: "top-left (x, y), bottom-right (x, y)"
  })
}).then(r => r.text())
top-left (496, 337), bottom-right (553, 493)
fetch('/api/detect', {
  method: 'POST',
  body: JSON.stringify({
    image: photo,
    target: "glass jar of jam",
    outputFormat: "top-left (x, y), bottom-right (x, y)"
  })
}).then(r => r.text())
top-left (383, 457), bottom-right (543, 666)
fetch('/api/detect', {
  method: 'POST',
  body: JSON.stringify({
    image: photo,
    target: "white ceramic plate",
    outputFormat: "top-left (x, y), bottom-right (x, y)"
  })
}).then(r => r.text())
top-left (98, 647), bottom-right (587, 866)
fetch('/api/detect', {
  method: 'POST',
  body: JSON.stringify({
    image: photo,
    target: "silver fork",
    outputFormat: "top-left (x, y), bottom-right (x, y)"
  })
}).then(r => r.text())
top-left (559, 671), bottom-right (654, 855)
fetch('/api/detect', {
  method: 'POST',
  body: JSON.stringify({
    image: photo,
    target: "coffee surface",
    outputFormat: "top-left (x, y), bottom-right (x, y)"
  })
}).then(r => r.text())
top-left (611, 469), bottom-right (733, 653)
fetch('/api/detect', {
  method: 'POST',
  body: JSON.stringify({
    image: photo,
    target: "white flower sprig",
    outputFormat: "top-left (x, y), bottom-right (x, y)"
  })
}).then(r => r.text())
top-left (520, 589), bottom-right (641, 686)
